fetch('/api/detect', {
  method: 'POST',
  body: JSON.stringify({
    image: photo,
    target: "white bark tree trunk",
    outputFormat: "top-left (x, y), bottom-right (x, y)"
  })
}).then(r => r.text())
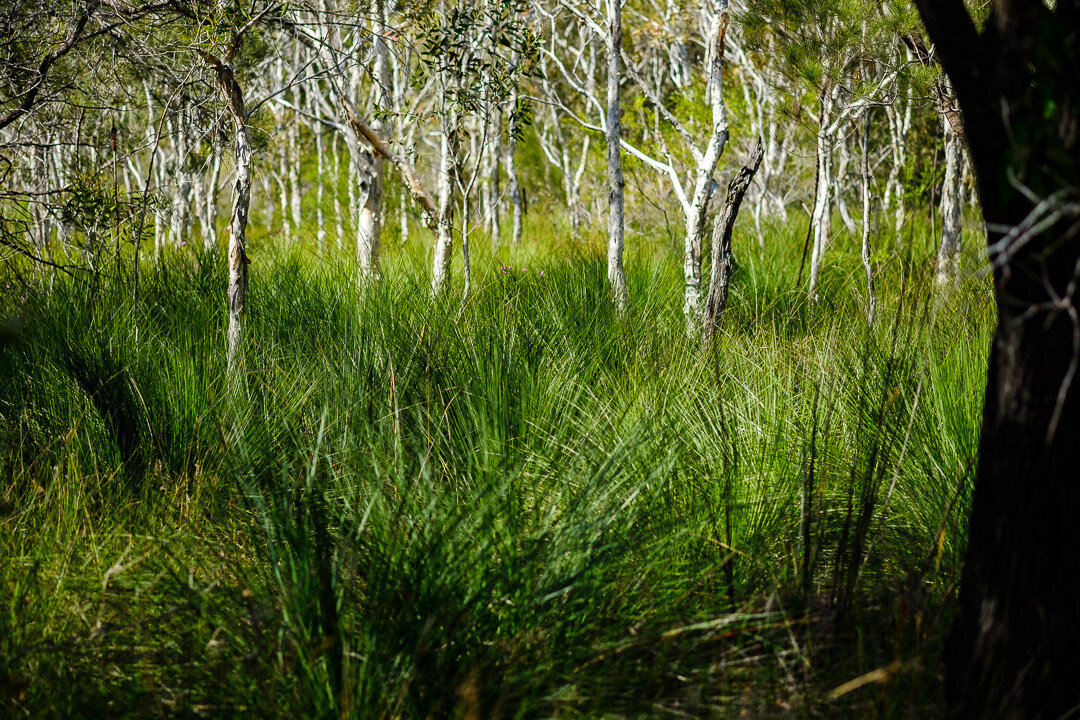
top-left (357, 0), bottom-right (391, 281)
top-left (808, 100), bottom-right (833, 299)
top-left (680, 2), bottom-right (729, 329)
top-left (567, 133), bottom-right (589, 232)
top-left (461, 179), bottom-right (472, 297)
top-left (201, 52), bottom-right (253, 373)
top-left (484, 109), bottom-right (502, 244)
top-left (289, 55), bottom-right (302, 237)
top-left (171, 172), bottom-right (192, 248)
top-left (833, 135), bottom-right (858, 235)
top-left (228, 123), bottom-right (252, 371)
top-left (332, 133), bottom-right (344, 250)
top-left (315, 119), bottom-right (327, 251)
top-left (936, 112), bottom-right (963, 284)
top-left (202, 149), bottom-right (221, 252)
top-left (860, 113), bottom-right (876, 327)
top-left (883, 86), bottom-right (912, 241)
top-left (505, 80), bottom-right (524, 246)
top-left (154, 133), bottom-right (170, 257)
top-left (605, 0), bottom-right (628, 311)
top-left (432, 128), bottom-right (455, 294)
top-left (278, 140), bottom-right (291, 243)
top-left (355, 147), bottom-right (383, 280)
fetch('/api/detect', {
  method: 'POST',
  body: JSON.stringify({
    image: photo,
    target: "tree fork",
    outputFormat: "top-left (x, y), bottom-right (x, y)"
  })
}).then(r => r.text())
top-left (702, 138), bottom-right (763, 341)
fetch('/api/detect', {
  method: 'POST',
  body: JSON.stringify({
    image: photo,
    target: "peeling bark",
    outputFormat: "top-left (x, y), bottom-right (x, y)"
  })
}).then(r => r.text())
top-left (936, 91), bottom-right (963, 284)
top-left (702, 138), bottom-right (763, 340)
top-left (605, 0), bottom-right (628, 311)
top-left (201, 51), bottom-right (252, 373)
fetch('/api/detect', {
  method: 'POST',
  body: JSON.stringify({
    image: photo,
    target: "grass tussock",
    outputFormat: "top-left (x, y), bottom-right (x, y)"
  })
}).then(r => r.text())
top-left (0, 218), bottom-right (992, 717)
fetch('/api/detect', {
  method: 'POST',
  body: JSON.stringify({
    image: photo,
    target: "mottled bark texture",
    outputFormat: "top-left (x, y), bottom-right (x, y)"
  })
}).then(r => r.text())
top-left (680, 1), bottom-right (729, 331)
top-left (937, 105), bottom-right (963, 284)
top-left (605, 0), bottom-right (628, 311)
top-left (807, 90), bottom-right (832, 299)
top-left (860, 113), bottom-right (876, 327)
top-left (201, 52), bottom-right (252, 373)
top-left (914, 2), bottom-right (1080, 718)
top-left (506, 80), bottom-right (524, 247)
top-left (702, 137), bottom-right (762, 341)
top-left (431, 128), bottom-right (456, 295)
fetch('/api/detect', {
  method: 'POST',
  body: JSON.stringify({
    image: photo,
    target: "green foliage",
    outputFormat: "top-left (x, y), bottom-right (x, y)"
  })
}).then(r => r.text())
top-left (416, 0), bottom-right (539, 140)
top-left (740, 0), bottom-right (923, 104)
top-left (0, 213), bottom-right (991, 717)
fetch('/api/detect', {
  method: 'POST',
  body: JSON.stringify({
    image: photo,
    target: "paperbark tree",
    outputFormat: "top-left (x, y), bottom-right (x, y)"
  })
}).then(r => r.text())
top-left (745, 2), bottom-right (907, 299)
top-left (200, 51), bottom-right (254, 372)
top-left (619, 0), bottom-right (731, 327)
top-left (934, 74), bottom-right (965, 285)
top-left (859, 110), bottom-right (875, 327)
top-left (702, 137), bottom-right (763, 340)
top-left (356, 0), bottom-right (391, 281)
top-left (604, 0), bottom-right (627, 311)
top-left (505, 56), bottom-right (525, 247)
top-left (936, 111), bottom-right (963, 284)
top-left (536, 19), bottom-right (597, 234)
top-left (539, 0), bottom-right (628, 310)
top-left (419, 0), bottom-right (538, 295)
top-left (914, 2), bottom-right (1080, 718)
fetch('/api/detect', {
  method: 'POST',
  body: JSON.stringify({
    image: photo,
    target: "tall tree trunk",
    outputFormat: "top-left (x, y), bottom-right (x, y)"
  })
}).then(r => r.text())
top-left (860, 112), bottom-right (876, 327)
top-left (154, 136), bottom-right (170, 257)
top-left (883, 87), bottom-right (911, 242)
top-left (505, 80), bottom-right (524, 247)
top-left (202, 53), bottom-right (252, 373)
top-left (605, 0), bottom-right (628, 311)
top-left (289, 54), bottom-right (302, 238)
top-left (485, 109), bottom-right (502, 244)
top-left (703, 138), bottom-right (763, 340)
top-left (355, 148), bottom-right (383, 280)
top-left (936, 113), bottom-right (963, 284)
top-left (680, 1), bottom-right (729, 330)
top-left (461, 183), bottom-right (471, 297)
top-left (315, 118), bottom-right (327, 252)
top-left (202, 149), bottom-right (221, 251)
top-left (808, 94), bottom-right (833, 299)
top-left (227, 142), bottom-right (251, 370)
top-left (567, 133), bottom-right (589, 232)
top-left (357, 0), bottom-right (391, 281)
top-left (261, 168), bottom-right (276, 235)
top-left (914, 3), bottom-right (1080, 717)
top-left (833, 135), bottom-right (858, 235)
top-left (332, 133), bottom-right (344, 250)
top-left (431, 128), bottom-right (455, 294)
top-left (171, 172), bottom-right (192, 248)
top-left (169, 111), bottom-right (193, 246)
top-left (31, 143), bottom-right (53, 273)
top-left (278, 138), bottom-right (291, 243)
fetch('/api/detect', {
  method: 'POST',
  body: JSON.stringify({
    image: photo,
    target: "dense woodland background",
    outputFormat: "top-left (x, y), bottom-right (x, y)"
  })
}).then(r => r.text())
top-left (0, 0), bottom-right (1035, 716)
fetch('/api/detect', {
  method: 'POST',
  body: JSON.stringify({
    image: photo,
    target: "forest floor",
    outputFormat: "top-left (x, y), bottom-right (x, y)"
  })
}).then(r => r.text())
top-left (0, 218), bottom-right (991, 717)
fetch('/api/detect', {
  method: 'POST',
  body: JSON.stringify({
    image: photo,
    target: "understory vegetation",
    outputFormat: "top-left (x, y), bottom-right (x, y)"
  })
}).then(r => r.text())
top-left (0, 217), bottom-right (990, 718)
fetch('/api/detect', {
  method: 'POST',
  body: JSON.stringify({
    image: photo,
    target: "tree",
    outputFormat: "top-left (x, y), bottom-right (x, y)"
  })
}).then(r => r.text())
top-left (538, 0), bottom-right (629, 310)
top-left (419, 0), bottom-right (537, 295)
top-left (702, 137), bottom-right (763, 340)
top-left (914, 2), bottom-right (1080, 717)
top-left (744, 1), bottom-right (911, 298)
top-left (200, 49), bottom-right (254, 373)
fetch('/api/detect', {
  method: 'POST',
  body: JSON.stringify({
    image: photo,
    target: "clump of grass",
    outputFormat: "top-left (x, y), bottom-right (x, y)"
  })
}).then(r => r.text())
top-left (0, 217), bottom-right (991, 717)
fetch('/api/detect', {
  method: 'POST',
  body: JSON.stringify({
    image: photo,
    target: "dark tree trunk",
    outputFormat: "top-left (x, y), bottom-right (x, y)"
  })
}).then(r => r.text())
top-left (914, 2), bottom-right (1080, 718)
top-left (702, 138), bottom-right (763, 341)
